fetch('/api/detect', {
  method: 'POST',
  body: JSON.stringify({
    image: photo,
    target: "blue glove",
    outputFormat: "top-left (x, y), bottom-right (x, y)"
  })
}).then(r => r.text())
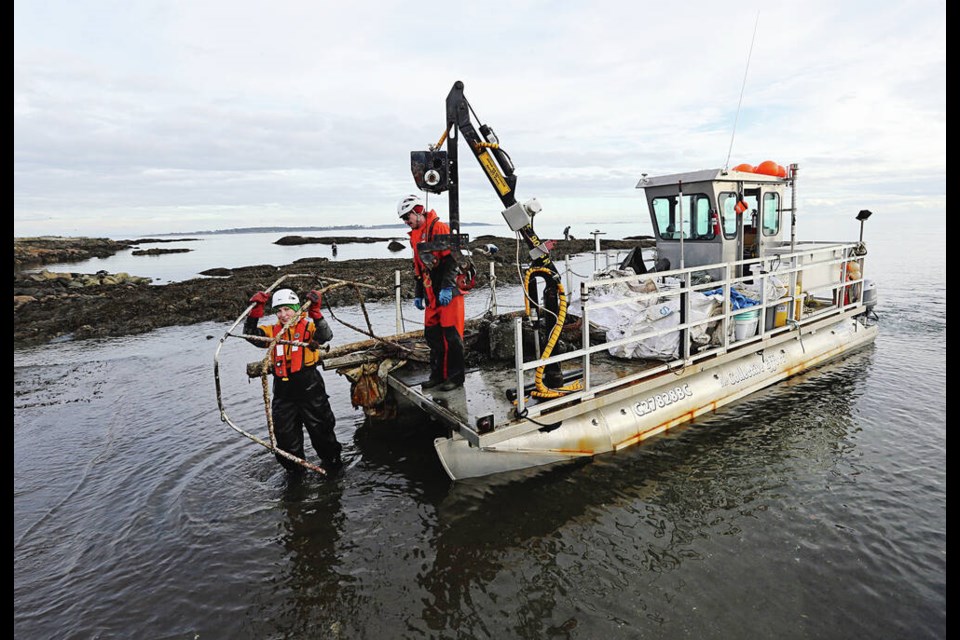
top-left (438, 287), bottom-right (454, 306)
top-left (413, 297), bottom-right (425, 311)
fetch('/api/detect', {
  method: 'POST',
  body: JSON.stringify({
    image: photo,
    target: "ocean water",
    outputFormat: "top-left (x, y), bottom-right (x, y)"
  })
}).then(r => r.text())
top-left (14, 216), bottom-right (945, 639)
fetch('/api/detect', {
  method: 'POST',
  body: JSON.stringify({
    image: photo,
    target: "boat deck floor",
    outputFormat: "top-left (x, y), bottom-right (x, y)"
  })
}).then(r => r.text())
top-left (386, 352), bottom-right (652, 441)
top-left (381, 307), bottom-right (861, 446)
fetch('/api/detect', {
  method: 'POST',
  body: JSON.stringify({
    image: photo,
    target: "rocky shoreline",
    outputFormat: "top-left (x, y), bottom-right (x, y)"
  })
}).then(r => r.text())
top-left (14, 234), bottom-right (653, 348)
top-left (14, 236), bottom-right (138, 270)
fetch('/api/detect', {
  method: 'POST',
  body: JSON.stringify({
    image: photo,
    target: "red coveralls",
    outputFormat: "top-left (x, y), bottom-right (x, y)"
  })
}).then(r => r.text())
top-left (409, 210), bottom-right (465, 385)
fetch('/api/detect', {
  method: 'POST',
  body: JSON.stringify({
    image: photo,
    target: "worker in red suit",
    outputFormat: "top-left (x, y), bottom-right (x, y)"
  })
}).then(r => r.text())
top-left (397, 194), bottom-right (465, 391)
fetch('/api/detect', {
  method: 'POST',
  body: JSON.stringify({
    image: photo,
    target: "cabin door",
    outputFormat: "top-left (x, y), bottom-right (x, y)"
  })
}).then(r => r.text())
top-left (735, 188), bottom-right (761, 277)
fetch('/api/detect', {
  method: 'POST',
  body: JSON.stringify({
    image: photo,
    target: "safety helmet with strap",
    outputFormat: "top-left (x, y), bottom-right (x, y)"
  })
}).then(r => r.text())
top-left (397, 194), bottom-right (423, 218)
top-left (271, 288), bottom-right (300, 310)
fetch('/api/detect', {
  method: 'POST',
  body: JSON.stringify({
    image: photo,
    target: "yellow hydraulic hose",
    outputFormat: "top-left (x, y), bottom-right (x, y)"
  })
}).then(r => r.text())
top-left (522, 267), bottom-right (584, 399)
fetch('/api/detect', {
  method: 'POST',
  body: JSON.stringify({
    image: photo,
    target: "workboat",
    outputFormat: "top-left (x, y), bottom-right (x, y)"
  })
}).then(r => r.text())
top-left (213, 82), bottom-right (879, 481)
top-left (360, 162), bottom-right (880, 480)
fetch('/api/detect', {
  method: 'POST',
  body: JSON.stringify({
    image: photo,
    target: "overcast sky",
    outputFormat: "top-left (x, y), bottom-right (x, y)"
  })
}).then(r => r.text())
top-left (14, 0), bottom-right (945, 238)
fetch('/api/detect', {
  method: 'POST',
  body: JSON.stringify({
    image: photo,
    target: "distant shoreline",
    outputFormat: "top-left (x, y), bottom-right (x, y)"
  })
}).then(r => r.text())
top-left (140, 222), bottom-right (501, 237)
top-left (14, 220), bottom-right (650, 242)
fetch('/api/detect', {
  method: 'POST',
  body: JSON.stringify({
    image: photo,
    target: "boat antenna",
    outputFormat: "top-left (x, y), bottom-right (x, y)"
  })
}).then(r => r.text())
top-left (723, 12), bottom-right (761, 170)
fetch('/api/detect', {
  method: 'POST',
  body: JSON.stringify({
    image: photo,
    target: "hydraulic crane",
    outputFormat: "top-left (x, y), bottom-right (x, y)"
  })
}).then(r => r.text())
top-left (410, 80), bottom-right (577, 393)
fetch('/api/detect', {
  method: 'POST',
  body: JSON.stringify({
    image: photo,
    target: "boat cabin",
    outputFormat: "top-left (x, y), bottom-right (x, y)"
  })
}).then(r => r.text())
top-left (637, 163), bottom-right (793, 280)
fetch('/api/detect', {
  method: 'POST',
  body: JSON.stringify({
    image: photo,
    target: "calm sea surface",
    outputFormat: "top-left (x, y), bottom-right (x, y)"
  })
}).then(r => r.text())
top-left (14, 216), bottom-right (945, 639)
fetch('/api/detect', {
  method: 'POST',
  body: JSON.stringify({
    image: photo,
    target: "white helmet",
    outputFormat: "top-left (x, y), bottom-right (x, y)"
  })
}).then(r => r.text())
top-left (397, 194), bottom-right (422, 218)
top-left (271, 288), bottom-right (300, 309)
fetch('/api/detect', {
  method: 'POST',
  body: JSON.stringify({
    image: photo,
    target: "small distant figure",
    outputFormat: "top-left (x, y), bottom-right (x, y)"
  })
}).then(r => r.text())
top-left (331, 242), bottom-right (338, 257)
top-left (474, 243), bottom-right (499, 257)
top-left (563, 225), bottom-right (571, 241)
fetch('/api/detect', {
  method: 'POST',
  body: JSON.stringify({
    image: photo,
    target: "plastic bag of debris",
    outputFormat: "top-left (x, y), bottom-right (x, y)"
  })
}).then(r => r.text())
top-left (570, 272), bottom-right (721, 361)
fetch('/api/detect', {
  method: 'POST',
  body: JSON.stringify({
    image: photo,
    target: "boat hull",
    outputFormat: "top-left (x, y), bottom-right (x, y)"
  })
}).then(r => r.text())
top-left (435, 317), bottom-right (877, 480)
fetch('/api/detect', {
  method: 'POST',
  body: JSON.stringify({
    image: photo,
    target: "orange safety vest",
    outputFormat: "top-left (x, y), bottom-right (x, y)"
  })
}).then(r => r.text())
top-left (267, 316), bottom-right (316, 379)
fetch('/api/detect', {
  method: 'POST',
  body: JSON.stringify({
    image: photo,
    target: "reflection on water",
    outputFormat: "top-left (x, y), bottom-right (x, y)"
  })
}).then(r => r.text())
top-left (222, 344), bottom-right (944, 639)
top-left (273, 481), bottom-right (356, 639)
top-left (400, 352), bottom-right (870, 637)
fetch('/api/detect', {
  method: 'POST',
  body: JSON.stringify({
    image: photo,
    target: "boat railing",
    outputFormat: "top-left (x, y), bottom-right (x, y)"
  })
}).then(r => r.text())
top-left (511, 241), bottom-right (868, 418)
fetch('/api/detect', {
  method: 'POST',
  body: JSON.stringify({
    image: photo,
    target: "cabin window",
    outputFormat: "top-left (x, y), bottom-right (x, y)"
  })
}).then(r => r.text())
top-left (652, 193), bottom-right (715, 241)
top-left (762, 192), bottom-right (780, 235)
top-left (719, 192), bottom-right (735, 238)
top-left (719, 189), bottom-right (781, 242)
top-left (719, 191), bottom-right (749, 239)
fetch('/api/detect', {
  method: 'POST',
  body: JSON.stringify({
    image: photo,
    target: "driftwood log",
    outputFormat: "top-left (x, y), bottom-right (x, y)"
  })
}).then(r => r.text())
top-left (318, 312), bottom-right (516, 370)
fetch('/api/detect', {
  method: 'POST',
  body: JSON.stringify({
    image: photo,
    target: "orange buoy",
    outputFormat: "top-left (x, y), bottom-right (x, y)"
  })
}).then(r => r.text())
top-left (756, 160), bottom-right (781, 176)
top-left (775, 164), bottom-right (787, 178)
top-left (733, 163), bottom-right (754, 173)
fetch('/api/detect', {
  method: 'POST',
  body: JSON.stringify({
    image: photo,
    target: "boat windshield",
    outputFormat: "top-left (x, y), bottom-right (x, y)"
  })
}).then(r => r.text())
top-left (652, 193), bottom-right (715, 241)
